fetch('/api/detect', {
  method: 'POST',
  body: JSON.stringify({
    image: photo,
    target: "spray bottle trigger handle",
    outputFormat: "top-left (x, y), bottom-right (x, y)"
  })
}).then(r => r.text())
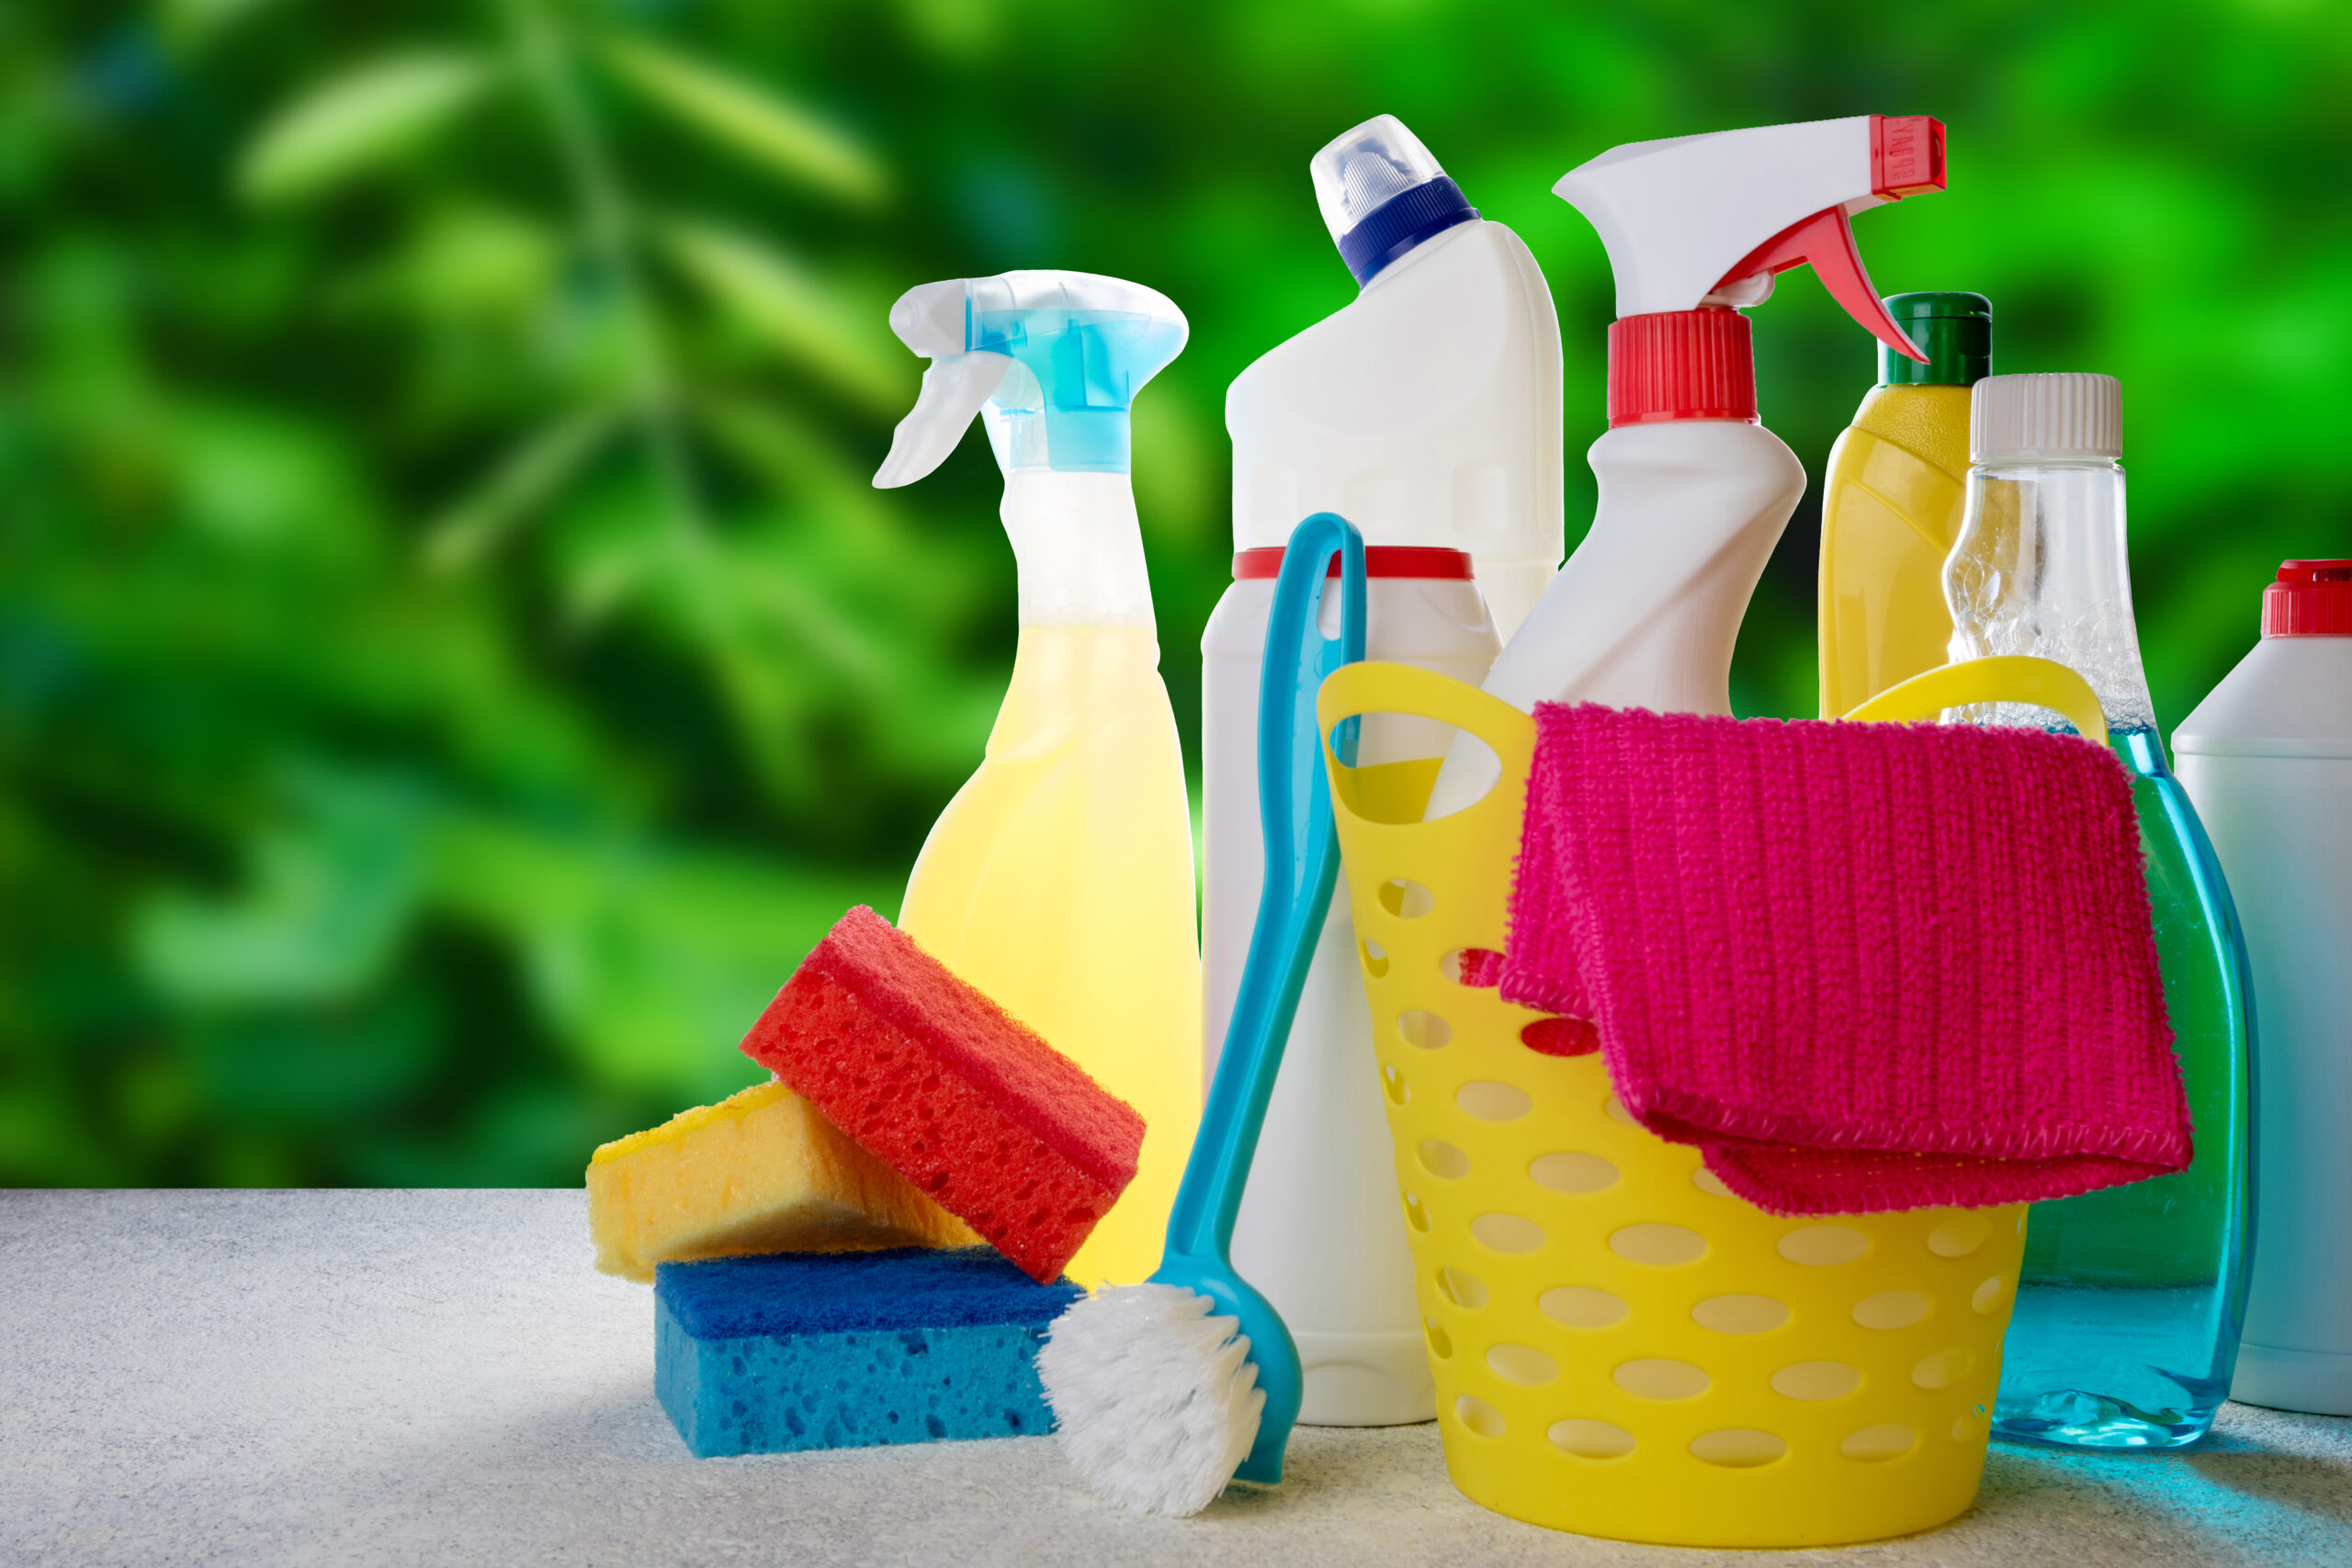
top-left (1713, 207), bottom-right (1928, 363)
top-left (872, 351), bottom-right (1012, 490)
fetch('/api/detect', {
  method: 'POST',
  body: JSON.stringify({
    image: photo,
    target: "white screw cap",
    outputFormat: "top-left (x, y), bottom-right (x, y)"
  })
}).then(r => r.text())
top-left (1972, 372), bottom-right (2121, 462)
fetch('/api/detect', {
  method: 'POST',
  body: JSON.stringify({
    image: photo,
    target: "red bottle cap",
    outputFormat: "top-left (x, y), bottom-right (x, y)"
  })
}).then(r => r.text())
top-left (1606, 308), bottom-right (1758, 427)
top-left (2263, 559), bottom-right (2352, 637)
top-left (1233, 546), bottom-right (1474, 581)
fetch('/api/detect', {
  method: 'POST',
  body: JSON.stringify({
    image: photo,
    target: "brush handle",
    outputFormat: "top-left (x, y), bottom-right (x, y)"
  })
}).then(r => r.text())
top-left (1163, 513), bottom-right (1364, 1266)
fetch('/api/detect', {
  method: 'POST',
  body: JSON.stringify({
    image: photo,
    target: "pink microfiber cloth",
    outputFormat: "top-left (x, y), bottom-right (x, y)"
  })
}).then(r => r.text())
top-left (1491, 704), bottom-right (2191, 1215)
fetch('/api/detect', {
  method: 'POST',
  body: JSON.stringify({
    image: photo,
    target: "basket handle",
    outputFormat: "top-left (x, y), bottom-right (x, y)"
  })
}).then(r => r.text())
top-left (1314, 654), bottom-right (2104, 829)
top-left (1315, 662), bottom-right (1538, 821)
top-left (1839, 655), bottom-right (2109, 745)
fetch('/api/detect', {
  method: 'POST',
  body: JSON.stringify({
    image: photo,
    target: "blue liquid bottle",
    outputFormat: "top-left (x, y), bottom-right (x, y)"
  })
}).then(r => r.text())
top-left (1944, 373), bottom-right (2256, 1449)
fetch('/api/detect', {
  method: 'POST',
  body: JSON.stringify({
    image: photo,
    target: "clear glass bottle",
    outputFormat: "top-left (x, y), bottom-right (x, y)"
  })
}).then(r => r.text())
top-left (1945, 372), bottom-right (2256, 1449)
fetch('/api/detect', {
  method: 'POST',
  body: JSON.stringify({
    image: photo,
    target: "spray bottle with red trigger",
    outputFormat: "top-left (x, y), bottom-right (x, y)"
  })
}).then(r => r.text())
top-left (1428, 116), bottom-right (1947, 812)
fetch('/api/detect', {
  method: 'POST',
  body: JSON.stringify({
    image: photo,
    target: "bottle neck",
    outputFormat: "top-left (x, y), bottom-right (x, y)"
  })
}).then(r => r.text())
top-left (1945, 457), bottom-right (2158, 737)
top-left (1606, 308), bottom-right (1758, 428)
top-left (1001, 470), bottom-right (1156, 630)
top-left (1350, 200), bottom-right (1477, 291)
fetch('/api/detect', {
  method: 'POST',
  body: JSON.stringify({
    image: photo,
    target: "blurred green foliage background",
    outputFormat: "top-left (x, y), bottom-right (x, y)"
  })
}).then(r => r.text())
top-left (3, 0), bottom-right (2346, 1185)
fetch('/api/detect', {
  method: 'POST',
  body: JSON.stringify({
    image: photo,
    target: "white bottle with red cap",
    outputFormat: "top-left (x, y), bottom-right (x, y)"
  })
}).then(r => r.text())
top-left (2176, 559), bottom-right (2352, 1416)
top-left (1427, 115), bottom-right (1948, 814)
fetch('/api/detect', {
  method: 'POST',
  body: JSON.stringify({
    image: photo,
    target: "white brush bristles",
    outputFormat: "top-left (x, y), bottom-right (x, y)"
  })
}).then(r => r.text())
top-left (1035, 1283), bottom-right (1265, 1517)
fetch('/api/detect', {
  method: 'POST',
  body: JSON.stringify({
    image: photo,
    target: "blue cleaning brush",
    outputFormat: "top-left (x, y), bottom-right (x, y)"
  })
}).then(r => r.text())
top-left (1036, 512), bottom-right (1364, 1517)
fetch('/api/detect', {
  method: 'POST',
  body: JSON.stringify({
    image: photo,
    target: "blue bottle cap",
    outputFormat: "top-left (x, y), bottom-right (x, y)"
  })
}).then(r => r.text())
top-left (1312, 115), bottom-right (1477, 288)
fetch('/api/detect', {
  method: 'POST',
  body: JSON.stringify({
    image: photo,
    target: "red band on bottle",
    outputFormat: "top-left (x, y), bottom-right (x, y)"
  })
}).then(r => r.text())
top-left (1606, 309), bottom-right (1758, 427)
top-left (1233, 547), bottom-right (1475, 581)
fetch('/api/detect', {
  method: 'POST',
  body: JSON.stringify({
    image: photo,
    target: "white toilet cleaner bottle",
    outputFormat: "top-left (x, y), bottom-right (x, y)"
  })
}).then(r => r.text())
top-left (1209, 115), bottom-right (1531, 1425)
top-left (2177, 559), bottom-right (2352, 1416)
top-left (1429, 115), bottom-right (1950, 815)
top-left (1224, 115), bottom-right (1563, 639)
top-left (875, 270), bottom-right (1200, 1290)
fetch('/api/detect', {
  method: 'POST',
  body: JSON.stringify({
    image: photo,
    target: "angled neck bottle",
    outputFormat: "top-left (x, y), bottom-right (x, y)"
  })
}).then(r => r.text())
top-left (1945, 372), bottom-right (2256, 1450)
top-left (1430, 113), bottom-right (1951, 817)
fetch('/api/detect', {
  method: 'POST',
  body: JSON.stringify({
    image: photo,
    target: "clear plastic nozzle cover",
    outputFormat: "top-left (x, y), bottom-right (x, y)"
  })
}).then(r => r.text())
top-left (1310, 114), bottom-right (1448, 245)
top-left (874, 270), bottom-right (1187, 486)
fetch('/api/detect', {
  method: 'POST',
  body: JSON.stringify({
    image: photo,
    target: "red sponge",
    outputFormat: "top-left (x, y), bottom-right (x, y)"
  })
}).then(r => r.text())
top-left (741, 907), bottom-right (1146, 1285)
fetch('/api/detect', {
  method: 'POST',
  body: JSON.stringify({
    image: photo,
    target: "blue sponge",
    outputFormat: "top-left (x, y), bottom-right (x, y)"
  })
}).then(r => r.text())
top-left (653, 1247), bottom-right (1083, 1457)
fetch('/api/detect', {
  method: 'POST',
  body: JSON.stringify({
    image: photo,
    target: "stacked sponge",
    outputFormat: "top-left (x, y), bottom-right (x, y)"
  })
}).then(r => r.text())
top-left (588, 1078), bottom-right (978, 1282)
top-left (741, 904), bottom-right (1146, 1284)
top-left (656, 1248), bottom-right (1081, 1457)
top-left (586, 906), bottom-right (1145, 1457)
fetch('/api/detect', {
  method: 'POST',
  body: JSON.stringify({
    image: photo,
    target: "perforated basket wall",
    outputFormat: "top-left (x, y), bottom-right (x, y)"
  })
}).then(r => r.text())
top-left (1319, 662), bottom-right (2028, 1549)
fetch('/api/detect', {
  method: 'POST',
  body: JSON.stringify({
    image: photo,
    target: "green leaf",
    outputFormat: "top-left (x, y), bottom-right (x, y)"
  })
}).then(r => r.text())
top-left (161, 0), bottom-right (298, 51)
top-left (166, 404), bottom-right (372, 557)
top-left (597, 38), bottom-right (889, 208)
top-left (238, 51), bottom-right (500, 205)
top-left (426, 812), bottom-right (873, 1100)
top-left (187, 993), bottom-right (447, 1128)
top-left (351, 204), bottom-right (564, 323)
top-left (656, 220), bottom-right (904, 412)
top-left (691, 393), bottom-right (863, 500)
top-left (133, 766), bottom-right (430, 1006)
top-left (547, 478), bottom-right (682, 631)
top-left (420, 404), bottom-right (621, 575)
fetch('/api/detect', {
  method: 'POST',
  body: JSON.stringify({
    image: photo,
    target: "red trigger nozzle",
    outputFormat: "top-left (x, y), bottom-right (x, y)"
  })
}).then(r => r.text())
top-left (1713, 208), bottom-right (1927, 363)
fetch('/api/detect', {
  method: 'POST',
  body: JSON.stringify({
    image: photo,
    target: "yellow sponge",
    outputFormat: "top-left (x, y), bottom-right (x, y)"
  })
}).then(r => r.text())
top-left (587, 1078), bottom-right (977, 1281)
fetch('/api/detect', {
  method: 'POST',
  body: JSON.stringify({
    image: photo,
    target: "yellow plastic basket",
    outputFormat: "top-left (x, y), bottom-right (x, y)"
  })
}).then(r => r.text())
top-left (1318, 661), bottom-right (2030, 1549)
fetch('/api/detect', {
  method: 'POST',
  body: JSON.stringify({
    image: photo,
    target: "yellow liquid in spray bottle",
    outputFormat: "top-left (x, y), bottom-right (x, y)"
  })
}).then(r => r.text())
top-left (876, 276), bottom-right (1201, 1286)
top-left (900, 619), bottom-right (1199, 1286)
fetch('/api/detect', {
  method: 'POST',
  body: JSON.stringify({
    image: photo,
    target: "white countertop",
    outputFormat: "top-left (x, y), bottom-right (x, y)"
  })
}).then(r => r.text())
top-left (4, 1190), bottom-right (2346, 1566)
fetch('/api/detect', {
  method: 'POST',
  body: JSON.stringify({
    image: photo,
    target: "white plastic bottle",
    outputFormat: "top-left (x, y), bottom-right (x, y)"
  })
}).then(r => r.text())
top-left (1205, 545), bottom-right (1497, 1427)
top-left (1430, 115), bottom-right (1950, 816)
top-left (1224, 115), bottom-right (1563, 639)
top-left (1209, 115), bottom-right (1534, 1427)
top-left (2176, 559), bottom-right (2352, 1416)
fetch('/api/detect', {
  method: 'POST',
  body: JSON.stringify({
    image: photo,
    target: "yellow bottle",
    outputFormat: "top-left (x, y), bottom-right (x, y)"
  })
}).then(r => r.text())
top-left (875, 271), bottom-right (1201, 1287)
top-left (1817, 292), bottom-right (1992, 717)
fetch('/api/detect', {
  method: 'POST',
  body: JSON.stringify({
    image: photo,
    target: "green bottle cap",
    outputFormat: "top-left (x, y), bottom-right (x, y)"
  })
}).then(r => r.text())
top-left (1878, 291), bottom-right (1992, 387)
